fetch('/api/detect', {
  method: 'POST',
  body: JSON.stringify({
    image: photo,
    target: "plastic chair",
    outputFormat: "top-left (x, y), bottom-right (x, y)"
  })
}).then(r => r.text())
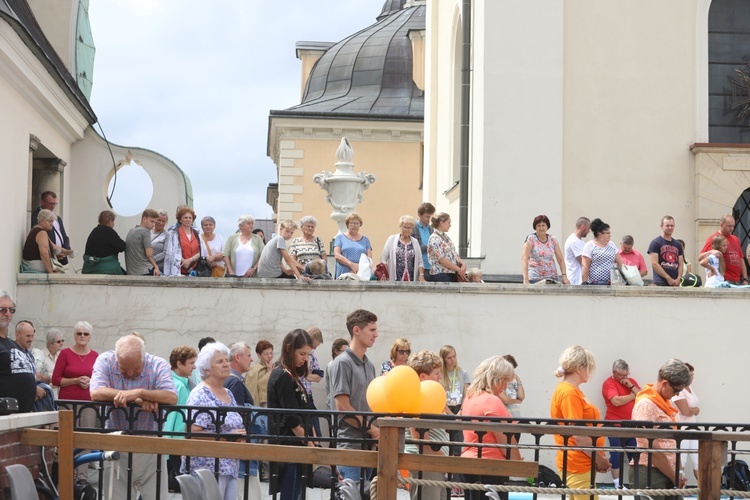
top-left (175, 474), bottom-right (202, 500)
top-left (6, 464), bottom-right (37, 500)
top-left (195, 468), bottom-right (223, 498)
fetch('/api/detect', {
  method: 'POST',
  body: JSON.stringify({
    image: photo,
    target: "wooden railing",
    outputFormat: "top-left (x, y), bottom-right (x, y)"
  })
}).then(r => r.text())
top-left (21, 410), bottom-right (750, 500)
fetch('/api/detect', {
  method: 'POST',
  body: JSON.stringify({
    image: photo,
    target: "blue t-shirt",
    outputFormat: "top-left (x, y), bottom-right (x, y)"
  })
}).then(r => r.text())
top-left (417, 222), bottom-right (432, 270)
top-left (334, 234), bottom-right (372, 278)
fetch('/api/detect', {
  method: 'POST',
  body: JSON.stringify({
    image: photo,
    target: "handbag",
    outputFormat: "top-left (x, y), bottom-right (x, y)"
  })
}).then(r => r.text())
top-left (374, 262), bottom-right (389, 281)
top-left (193, 258), bottom-right (212, 277)
top-left (201, 234), bottom-right (225, 278)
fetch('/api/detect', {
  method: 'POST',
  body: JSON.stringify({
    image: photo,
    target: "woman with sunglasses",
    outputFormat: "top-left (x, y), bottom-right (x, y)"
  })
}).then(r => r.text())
top-left (380, 338), bottom-right (411, 375)
top-left (52, 321), bottom-right (99, 483)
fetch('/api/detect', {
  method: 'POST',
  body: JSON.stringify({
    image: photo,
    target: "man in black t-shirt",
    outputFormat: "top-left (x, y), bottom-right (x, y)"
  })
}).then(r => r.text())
top-left (0, 292), bottom-right (36, 413)
top-left (647, 215), bottom-right (684, 287)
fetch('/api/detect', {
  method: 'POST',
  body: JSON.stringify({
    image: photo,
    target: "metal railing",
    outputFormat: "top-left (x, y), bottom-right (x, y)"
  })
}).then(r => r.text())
top-left (18, 401), bottom-right (750, 500)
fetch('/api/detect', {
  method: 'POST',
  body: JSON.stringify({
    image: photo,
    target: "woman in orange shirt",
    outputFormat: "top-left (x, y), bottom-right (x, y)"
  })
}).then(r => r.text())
top-left (461, 356), bottom-right (523, 500)
top-left (549, 345), bottom-right (611, 500)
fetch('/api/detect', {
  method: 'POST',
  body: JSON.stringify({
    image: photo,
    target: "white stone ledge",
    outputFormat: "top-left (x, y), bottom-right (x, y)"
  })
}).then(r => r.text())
top-left (0, 411), bottom-right (58, 432)
top-left (15, 274), bottom-right (748, 299)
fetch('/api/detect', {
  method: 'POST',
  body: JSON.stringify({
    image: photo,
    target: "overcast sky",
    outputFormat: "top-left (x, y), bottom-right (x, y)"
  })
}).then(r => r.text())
top-left (88, 1), bottom-right (380, 236)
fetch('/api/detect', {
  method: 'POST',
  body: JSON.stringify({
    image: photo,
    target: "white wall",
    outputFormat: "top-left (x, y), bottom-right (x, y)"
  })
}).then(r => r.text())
top-left (15, 275), bottom-right (743, 427)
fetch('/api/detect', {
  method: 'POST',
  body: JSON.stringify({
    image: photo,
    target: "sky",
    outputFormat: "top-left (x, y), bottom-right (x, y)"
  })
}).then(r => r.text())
top-left (88, 1), bottom-right (381, 236)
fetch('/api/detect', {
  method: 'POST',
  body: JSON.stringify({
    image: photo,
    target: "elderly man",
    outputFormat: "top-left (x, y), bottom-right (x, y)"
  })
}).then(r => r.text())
top-left (0, 293), bottom-right (36, 413)
top-left (647, 216), bottom-right (684, 286)
top-left (224, 342), bottom-right (262, 498)
top-left (564, 217), bottom-right (591, 285)
top-left (14, 321), bottom-right (51, 409)
top-left (631, 359), bottom-right (691, 499)
top-left (698, 215), bottom-right (748, 285)
top-left (90, 335), bottom-right (176, 500)
top-left (31, 190), bottom-right (73, 265)
top-left (618, 235), bottom-right (648, 278)
top-left (602, 359), bottom-right (641, 489)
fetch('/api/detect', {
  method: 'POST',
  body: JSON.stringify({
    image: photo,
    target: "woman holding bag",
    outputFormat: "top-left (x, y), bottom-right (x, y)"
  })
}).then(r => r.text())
top-left (200, 216), bottom-right (225, 277)
top-left (427, 212), bottom-right (466, 282)
top-left (380, 215), bottom-right (425, 282)
top-left (333, 213), bottom-right (372, 278)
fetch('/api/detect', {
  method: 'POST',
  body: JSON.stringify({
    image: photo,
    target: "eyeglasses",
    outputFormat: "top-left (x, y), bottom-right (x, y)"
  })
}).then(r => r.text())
top-left (54, 340), bottom-right (65, 344)
top-left (0, 307), bottom-right (15, 315)
top-left (396, 349), bottom-right (411, 356)
top-left (75, 331), bottom-right (90, 336)
top-left (668, 382), bottom-right (683, 395)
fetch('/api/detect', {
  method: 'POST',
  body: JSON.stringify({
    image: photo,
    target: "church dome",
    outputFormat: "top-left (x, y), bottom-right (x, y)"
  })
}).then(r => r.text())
top-left (276, 3), bottom-right (425, 120)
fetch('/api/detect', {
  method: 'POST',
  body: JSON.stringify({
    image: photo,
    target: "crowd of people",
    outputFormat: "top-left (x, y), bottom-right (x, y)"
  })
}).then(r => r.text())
top-left (0, 288), bottom-right (703, 500)
top-left (22, 193), bottom-right (486, 283)
top-left (525, 213), bottom-right (750, 287)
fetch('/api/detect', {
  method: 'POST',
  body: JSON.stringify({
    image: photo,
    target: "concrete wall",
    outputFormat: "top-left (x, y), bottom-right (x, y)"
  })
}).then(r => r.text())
top-left (15, 275), bottom-right (746, 429)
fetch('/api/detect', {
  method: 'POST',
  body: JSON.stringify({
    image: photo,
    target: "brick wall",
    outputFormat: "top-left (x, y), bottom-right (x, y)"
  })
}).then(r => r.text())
top-left (0, 428), bottom-right (54, 499)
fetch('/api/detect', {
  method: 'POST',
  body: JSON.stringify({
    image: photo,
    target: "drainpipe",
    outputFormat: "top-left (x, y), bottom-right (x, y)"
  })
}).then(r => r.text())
top-left (458, 0), bottom-right (471, 258)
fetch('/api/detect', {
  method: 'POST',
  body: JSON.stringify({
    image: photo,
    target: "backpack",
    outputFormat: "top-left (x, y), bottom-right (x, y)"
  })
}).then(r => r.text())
top-left (536, 464), bottom-right (563, 488)
top-left (722, 459), bottom-right (750, 491)
top-left (680, 273), bottom-right (702, 287)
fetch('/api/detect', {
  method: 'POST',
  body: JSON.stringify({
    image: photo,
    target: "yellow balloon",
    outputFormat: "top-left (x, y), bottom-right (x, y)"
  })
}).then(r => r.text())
top-left (384, 366), bottom-right (421, 413)
top-left (419, 380), bottom-right (447, 414)
top-left (366, 376), bottom-right (391, 413)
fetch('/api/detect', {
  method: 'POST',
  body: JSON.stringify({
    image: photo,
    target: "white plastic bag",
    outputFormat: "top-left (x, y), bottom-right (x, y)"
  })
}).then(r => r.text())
top-left (357, 253), bottom-right (373, 281)
top-left (621, 264), bottom-right (644, 286)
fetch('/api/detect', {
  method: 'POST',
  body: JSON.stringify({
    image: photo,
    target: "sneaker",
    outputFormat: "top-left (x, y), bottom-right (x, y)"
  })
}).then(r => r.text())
top-left (451, 487), bottom-right (463, 497)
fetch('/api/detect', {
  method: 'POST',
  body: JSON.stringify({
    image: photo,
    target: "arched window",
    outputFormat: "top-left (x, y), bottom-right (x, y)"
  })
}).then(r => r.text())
top-left (709, 0), bottom-right (750, 142)
top-left (732, 188), bottom-right (750, 253)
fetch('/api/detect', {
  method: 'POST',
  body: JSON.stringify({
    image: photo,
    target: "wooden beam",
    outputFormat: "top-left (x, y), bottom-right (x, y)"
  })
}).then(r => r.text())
top-left (698, 440), bottom-right (724, 500)
top-left (22, 429), bottom-right (377, 467)
top-left (377, 426), bottom-right (401, 500)
top-left (58, 410), bottom-right (73, 500)
top-left (398, 454), bottom-right (537, 477)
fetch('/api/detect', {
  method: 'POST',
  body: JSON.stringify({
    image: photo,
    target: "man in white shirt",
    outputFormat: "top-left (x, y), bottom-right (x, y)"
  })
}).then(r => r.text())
top-left (564, 217), bottom-right (590, 285)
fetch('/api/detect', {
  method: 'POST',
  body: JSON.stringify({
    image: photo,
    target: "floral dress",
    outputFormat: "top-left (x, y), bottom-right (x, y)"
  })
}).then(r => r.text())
top-left (427, 229), bottom-right (459, 275)
top-left (395, 240), bottom-right (416, 281)
top-left (182, 384), bottom-right (244, 478)
top-left (526, 233), bottom-right (559, 281)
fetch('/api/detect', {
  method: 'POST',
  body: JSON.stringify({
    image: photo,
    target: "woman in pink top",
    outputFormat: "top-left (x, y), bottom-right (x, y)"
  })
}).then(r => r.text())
top-left (52, 320), bottom-right (99, 483)
top-left (461, 356), bottom-right (523, 500)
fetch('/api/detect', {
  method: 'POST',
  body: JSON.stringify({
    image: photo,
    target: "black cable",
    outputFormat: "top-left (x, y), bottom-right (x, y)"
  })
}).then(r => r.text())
top-left (96, 120), bottom-right (117, 209)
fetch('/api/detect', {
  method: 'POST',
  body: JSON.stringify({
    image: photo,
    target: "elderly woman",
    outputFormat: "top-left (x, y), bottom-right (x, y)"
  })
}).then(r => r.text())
top-left (521, 214), bottom-right (569, 284)
top-left (671, 362), bottom-right (700, 483)
top-left (150, 209), bottom-right (169, 273)
top-left (257, 220), bottom-right (311, 281)
top-left (164, 206), bottom-right (202, 276)
top-left (267, 329), bottom-right (316, 500)
top-left (36, 328), bottom-right (64, 391)
top-left (461, 356), bottom-right (524, 500)
top-left (333, 212), bottom-right (372, 278)
top-left (199, 216), bottom-right (225, 277)
top-left (581, 218), bottom-right (623, 285)
top-left (21, 209), bottom-right (61, 273)
top-left (550, 345), bottom-right (610, 500)
top-left (381, 215), bottom-right (425, 282)
top-left (244, 339), bottom-right (274, 407)
top-left (381, 338), bottom-right (411, 375)
top-left (427, 212), bottom-right (466, 282)
top-left (289, 215), bottom-right (327, 272)
top-left (182, 342), bottom-right (245, 500)
top-left (223, 215), bottom-right (265, 277)
top-left (632, 359), bottom-right (691, 497)
top-left (52, 321), bottom-right (99, 483)
top-left (82, 210), bottom-right (126, 274)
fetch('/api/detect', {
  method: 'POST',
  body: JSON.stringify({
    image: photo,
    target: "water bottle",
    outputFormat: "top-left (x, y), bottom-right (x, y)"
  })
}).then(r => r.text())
top-left (610, 264), bottom-right (623, 286)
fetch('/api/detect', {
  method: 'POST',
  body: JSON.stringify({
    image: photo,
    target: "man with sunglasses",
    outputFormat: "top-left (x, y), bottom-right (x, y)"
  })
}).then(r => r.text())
top-left (631, 359), bottom-right (691, 496)
top-left (0, 291), bottom-right (37, 413)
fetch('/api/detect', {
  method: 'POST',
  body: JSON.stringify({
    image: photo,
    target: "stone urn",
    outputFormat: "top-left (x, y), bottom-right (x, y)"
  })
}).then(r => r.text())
top-left (313, 138), bottom-right (376, 234)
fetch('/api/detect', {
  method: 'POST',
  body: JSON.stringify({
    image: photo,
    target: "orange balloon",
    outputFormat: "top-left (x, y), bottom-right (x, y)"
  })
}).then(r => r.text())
top-left (419, 380), bottom-right (447, 414)
top-left (366, 376), bottom-right (392, 413)
top-left (384, 365), bottom-right (421, 413)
